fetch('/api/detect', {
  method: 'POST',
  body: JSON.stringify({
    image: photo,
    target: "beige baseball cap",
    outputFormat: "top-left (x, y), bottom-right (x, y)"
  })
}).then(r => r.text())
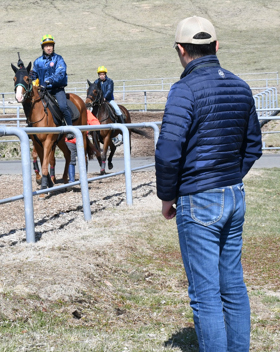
top-left (174, 16), bottom-right (217, 45)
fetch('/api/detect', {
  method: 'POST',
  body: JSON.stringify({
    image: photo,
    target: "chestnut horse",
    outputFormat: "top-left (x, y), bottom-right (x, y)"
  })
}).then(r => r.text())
top-left (11, 61), bottom-right (96, 193)
top-left (32, 145), bottom-right (56, 185)
top-left (85, 80), bottom-right (148, 174)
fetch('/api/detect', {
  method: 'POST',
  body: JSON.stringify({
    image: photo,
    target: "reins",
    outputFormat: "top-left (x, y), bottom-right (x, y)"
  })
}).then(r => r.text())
top-left (86, 86), bottom-right (117, 124)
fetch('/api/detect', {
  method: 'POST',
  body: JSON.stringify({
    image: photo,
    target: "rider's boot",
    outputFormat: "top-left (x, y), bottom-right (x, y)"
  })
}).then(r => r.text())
top-left (118, 113), bottom-right (125, 124)
top-left (64, 109), bottom-right (74, 140)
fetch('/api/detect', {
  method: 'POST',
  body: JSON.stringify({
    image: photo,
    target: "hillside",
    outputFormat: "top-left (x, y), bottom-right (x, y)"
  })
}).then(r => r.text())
top-left (1, 0), bottom-right (280, 92)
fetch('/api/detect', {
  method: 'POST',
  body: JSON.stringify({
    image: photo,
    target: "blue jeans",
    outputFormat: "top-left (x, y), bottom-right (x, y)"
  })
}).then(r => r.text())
top-left (176, 183), bottom-right (250, 352)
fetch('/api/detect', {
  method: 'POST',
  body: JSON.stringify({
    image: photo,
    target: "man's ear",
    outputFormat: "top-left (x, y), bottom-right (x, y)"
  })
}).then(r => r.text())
top-left (177, 43), bottom-right (185, 56)
top-left (216, 41), bottom-right (219, 53)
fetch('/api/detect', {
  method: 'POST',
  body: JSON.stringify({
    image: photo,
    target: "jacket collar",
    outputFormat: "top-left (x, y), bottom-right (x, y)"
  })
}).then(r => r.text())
top-left (181, 55), bottom-right (220, 79)
top-left (43, 52), bottom-right (55, 60)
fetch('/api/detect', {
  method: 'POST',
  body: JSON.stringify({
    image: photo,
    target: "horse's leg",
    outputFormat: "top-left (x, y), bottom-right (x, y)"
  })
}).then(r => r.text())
top-left (32, 145), bottom-right (42, 185)
top-left (92, 132), bottom-right (102, 166)
top-left (108, 139), bottom-right (116, 170)
top-left (57, 138), bottom-right (71, 184)
top-left (49, 148), bottom-right (56, 184)
top-left (40, 138), bottom-right (54, 192)
top-left (100, 133), bottom-right (111, 175)
top-left (87, 132), bottom-right (102, 167)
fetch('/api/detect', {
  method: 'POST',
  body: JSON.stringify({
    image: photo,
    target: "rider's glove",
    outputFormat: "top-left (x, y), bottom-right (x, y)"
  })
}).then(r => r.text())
top-left (45, 79), bottom-right (53, 85)
top-left (40, 81), bottom-right (48, 89)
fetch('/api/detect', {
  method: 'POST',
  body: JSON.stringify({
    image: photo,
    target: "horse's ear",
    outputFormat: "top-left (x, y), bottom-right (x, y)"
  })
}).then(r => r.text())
top-left (87, 79), bottom-right (92, 86)
top-left (26, 62), bottom-right (32, 73)
top-left (11, 63), bottom-right (18, 73)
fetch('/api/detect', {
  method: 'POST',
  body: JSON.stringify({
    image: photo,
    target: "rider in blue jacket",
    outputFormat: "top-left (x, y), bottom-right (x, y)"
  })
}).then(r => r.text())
top-left (31, 34), bottom-right (74, 139)
top-left (94, 66), bottom-right (124, 146)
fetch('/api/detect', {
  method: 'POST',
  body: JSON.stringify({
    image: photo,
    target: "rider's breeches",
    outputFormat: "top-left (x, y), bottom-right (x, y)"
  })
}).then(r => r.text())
top-left (54, 89), bottom-right (73, 125)
top-left (66, 142), bottom-right (77, 165)
top-left (109, 100), bottom-right (122, 116)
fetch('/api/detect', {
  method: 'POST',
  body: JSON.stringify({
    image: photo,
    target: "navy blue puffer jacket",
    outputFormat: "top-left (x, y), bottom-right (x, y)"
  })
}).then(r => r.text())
top-left (155, 55), bottom-right (262, 201)
top-left (94, 77), bottom-right (114, 101)
top-left (32, 52), bottom-right (68, 88)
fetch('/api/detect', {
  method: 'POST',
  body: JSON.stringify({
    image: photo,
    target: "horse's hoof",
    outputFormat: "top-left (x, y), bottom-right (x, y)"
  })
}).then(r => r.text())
top-left (35, 175), bottom-right (42, 185)
top-left (108, 163), bottom-right (113, 170)
top-left (100, 169), bottom-right (105, 175)
top-left (39, 193), bottom-right (47, 199)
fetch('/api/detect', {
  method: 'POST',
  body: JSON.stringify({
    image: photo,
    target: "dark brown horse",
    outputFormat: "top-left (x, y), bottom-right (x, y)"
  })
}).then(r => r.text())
top-left (11, 61), bottom-right (97, 193)
top-left (85, 80), bottom-right (148, 174)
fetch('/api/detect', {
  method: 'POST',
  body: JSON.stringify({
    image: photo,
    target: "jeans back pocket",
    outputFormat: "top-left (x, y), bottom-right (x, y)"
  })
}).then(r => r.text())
top-left (190, 189), bottom-right (224, 226)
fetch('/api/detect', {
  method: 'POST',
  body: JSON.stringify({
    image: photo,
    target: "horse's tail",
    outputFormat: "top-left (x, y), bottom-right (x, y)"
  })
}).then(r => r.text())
top-left (130, 128), bottom-right (150, 139)
top-left (86, 135), bottom-right (101, 160)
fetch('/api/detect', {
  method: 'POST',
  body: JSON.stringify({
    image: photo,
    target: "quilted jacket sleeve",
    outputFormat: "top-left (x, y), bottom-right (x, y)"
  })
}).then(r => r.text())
top-left (103, 79), bottom-right (114, 101)
top-left (240, 98), bottom-right (262, 177)
top-left (49, 55), bottom-right (67, 88)
top-left (155, 82), bottom-right (194, 201)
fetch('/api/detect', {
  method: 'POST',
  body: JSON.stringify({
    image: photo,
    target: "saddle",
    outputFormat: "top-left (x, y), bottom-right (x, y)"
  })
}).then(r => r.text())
top-left (105, 102), bottom-right (124, 124)
top-left (39, 90), bottom-right (80, 126)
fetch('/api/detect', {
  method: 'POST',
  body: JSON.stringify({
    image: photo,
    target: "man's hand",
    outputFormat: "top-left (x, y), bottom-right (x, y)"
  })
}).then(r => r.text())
top-left (162, 199), bottom-right (176, 220)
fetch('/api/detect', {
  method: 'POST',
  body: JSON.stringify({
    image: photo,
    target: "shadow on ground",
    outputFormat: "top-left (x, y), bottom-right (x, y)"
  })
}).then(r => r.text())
top-left (164, 327), bottom-right (199, 352)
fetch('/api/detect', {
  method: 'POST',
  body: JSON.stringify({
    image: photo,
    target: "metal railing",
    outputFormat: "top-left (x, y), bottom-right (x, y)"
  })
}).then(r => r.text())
top-left (254, 87), bottom-right (278, 118)
top-left (2, 72), bottom-right (279, 112)
top-left (0, 122), bottom-right (159, 243)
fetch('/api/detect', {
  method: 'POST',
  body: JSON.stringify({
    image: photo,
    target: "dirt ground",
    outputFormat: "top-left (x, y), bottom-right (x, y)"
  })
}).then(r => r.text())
top-left (121, 111), bottom-right (162, 157)
top-left (0, 108), bottom-right (161, 313)
top-left (0, 110), bottom-right (163, 238)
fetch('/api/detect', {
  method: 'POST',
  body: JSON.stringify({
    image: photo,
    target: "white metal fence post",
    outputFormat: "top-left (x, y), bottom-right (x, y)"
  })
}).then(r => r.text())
top-left (0, 126), bottom-right (35, 243)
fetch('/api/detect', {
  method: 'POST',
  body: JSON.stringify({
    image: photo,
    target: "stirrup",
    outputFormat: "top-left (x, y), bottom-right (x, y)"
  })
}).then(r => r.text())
top-left (112, 134), bottom-right (123, 147)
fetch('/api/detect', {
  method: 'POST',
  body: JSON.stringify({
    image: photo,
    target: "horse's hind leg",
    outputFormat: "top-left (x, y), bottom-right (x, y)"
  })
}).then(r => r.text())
top-left (92, 132), bottom-right (102, 166)
top-left (108, 141), bottom-right (116, 170)
top-left (49, 148), bottom-right (56, 184)
top-left (57, 138), bottom-right (71, 184)
top-left (32, 145), bottom-right (42, 185)
top-left (100, 135), bottom-right (111, 175)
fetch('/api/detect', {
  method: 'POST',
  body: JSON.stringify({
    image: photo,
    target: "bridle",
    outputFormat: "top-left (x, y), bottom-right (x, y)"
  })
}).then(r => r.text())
top-left (86, 83), bottom-right (117, 124)
top-left (86, 85), bottom-right (103, 109)
top-left (14, 68), bottom-right (48, 125)
top-left (14, 68), bottom-right (33, 103)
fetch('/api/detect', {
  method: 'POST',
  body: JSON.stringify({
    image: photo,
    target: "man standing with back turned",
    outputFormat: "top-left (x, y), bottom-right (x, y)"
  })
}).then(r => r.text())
top-left (155, 16), bottom-right (262, 352)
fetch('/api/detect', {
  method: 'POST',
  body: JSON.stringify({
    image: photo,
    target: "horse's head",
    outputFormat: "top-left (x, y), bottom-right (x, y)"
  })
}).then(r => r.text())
top-left (85, 79), bottom-right (103, 109)
top-left (11, 61), bottom-right (32, 103)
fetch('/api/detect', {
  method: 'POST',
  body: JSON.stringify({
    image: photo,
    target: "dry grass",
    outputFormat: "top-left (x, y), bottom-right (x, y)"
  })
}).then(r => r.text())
top-left (1, 0), bottom-right (280, 94)
top-left (0, 169), bottom-right (280, 351)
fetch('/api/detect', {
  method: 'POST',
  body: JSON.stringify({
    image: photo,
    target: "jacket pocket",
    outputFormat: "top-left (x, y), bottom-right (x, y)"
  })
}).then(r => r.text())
top-left (190, 189), bottom-right (224, 226)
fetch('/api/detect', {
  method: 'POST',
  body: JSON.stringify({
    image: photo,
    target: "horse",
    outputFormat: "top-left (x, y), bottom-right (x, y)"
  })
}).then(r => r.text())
top-left (85, 80), bottom-right (148, 174)
top-left (11, 61), bottom-right (98, 194)
top-left (31, 145), bottom-right (56, 185)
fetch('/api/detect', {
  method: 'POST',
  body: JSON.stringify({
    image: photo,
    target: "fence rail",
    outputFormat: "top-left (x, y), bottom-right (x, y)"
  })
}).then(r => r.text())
top-left (1, 72), bottom-right (279, 112)
top-left (0, 122), bottom-right (159, 243)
